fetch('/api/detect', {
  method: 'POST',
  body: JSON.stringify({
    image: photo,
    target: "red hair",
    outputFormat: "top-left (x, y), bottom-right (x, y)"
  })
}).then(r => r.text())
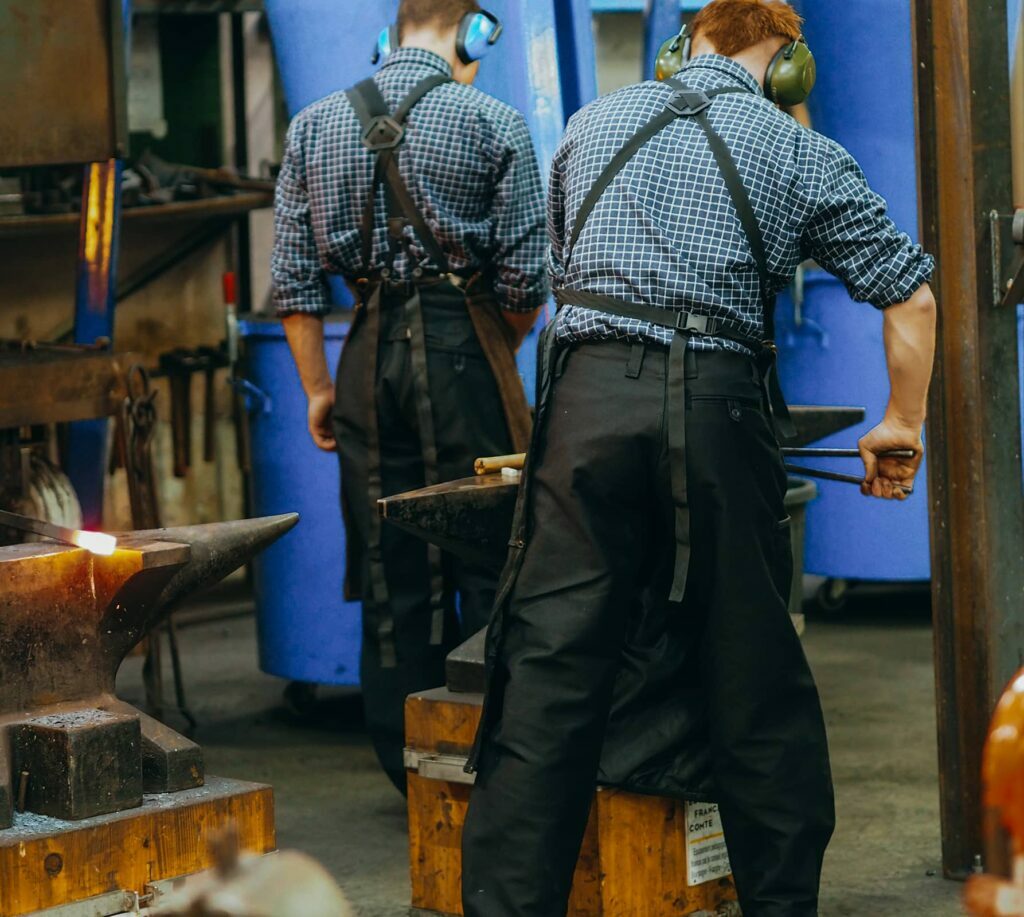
top-left (691, 0), bottom-right (803, 56)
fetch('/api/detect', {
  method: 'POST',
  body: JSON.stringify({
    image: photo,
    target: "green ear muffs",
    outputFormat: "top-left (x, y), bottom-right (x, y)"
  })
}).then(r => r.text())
top-left (765, 38), bottom-right (816, 106)
top-left (654, 25), bottom-right (691, 82)
top-left (655, 26), bottom-right (816, 108)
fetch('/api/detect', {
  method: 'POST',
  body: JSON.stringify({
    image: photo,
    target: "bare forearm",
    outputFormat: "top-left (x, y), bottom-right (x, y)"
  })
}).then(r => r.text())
top-left (502, 308), bottom-right (542, 349)
top-left (282, 313), bottom-right (332, 397)
top-left (882, 284), bottom-right (936, 429)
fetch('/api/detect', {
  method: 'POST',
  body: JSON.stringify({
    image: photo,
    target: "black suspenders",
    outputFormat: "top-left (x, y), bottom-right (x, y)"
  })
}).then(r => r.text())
top-left (553, 79), bottom-right (794, 603)
top-left (345, 74), bottom-right (453, 666)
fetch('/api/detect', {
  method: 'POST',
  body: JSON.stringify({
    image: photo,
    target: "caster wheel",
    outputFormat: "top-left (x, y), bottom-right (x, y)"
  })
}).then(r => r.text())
top-left (283, 680), bottom-right (319, 716)
top-left (815, 578), bottom-right (849, 614)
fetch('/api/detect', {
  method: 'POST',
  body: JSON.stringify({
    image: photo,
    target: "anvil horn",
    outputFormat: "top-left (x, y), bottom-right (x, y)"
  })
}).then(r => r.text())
top-left (123, 513), bottom-right (300, 613)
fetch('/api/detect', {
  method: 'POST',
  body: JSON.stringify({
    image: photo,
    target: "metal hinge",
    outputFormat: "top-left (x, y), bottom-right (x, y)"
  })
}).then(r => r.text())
top-left (989, 209), bottom-right (1024, 307)
top-left (403, 748), bottom-right (476, 785)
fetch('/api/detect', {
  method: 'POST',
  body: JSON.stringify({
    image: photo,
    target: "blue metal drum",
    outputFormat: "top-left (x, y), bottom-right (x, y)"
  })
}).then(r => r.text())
top-left (240, 319), bottom-right (362, 685)
top-left (772, 0), bottom-right (930, 581)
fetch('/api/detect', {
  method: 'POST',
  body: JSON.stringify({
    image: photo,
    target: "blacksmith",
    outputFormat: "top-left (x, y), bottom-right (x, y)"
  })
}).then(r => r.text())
top-left (462, 1), bottom-right (936, 914)
top-left (272, 0), bottom-right (546, 792)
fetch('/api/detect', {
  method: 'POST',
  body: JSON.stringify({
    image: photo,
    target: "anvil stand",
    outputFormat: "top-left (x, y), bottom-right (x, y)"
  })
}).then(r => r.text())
top-left (0, 514), bottom-right (296, 917)
top-left (382, 406), bottom-right (864, 916)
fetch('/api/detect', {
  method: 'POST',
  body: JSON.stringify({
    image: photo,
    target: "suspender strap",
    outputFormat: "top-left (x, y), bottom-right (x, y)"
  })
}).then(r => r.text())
top-left (347, 74), bottom-right (453, 275)
top-left (346, 73), bottom-right (454, 662)
top-left (567, 85), bottom-right (746, 258)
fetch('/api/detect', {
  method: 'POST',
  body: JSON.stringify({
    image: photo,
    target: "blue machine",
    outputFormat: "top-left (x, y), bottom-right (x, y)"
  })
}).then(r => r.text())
top-left (771, 0), bottom-right (930, 582)
top-left (258, 0), bottom-right (596, 686)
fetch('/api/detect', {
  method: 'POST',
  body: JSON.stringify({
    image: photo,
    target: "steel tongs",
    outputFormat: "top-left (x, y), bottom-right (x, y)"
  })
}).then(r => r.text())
top-left (782, 448), bottom-right (918, 496)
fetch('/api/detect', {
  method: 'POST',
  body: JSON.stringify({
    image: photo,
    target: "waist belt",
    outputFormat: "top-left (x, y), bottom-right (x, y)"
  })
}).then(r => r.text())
top-left (553, 80), bottom-right (796, 603)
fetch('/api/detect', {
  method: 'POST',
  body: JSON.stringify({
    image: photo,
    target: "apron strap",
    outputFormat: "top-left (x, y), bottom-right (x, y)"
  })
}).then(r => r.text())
top-left (359, 284), bottom-right (397, 667)
top-left (347, 74), bottom-right (453, 276)
top-left (403, 285), bottom-right (447, 646)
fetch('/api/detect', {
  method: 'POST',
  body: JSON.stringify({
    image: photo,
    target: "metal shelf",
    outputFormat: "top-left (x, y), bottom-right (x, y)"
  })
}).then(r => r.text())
top-left (132, 0), bottom-right (263, 13)
top-left (0, 192), bottom-right (272, 238)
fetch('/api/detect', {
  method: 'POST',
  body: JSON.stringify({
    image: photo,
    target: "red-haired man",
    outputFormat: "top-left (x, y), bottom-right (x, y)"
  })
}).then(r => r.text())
top-left (462, 1), bottom-right (935, 914)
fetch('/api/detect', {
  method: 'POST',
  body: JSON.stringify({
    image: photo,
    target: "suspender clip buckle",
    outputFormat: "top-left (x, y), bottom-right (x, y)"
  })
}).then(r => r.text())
top-left (362, 115), bottom-right (405, 151)
top-left (666, 90), bottom-right (712, 118)
top-left (674, 311), bottom-right (712, 334)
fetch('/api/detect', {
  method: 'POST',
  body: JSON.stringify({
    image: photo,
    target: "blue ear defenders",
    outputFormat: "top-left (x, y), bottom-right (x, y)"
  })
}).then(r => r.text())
top-left (372, 9), bottom-right (503, 66)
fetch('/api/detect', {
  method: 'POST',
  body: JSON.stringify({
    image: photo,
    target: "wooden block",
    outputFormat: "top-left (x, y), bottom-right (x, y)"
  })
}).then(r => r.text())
top-left (406, 690), bottom-right (739, 916)
top-left (12, 709), bottom-right (142, 821)
top-left (0, 776), bottom-right (275, 917)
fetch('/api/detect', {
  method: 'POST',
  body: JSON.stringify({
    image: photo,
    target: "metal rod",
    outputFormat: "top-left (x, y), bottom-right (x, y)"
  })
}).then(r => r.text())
top-left (0, 509), bottom-right (117, 554)
top-left (785, 464), bottom-right (913, 496)
top-left (781, 448), bottom-right (918, 459)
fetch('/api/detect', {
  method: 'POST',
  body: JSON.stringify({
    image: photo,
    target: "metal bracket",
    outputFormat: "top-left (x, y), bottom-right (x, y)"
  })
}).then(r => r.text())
top-left (989, 209), bottom-right (1024, 307)
top-left (403, 748), bottom-right (476, 785)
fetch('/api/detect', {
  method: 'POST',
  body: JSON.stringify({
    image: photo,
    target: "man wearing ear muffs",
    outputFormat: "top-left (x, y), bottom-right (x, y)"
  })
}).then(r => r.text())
top-left (272, 0), bottom-right (546, 793)
top-left (462, 0), bottom-right (936, 914)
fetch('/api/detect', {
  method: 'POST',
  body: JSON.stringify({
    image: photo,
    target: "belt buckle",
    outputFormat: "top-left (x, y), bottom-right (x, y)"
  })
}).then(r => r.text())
top-left (675, 311), bottom-right (710, 334)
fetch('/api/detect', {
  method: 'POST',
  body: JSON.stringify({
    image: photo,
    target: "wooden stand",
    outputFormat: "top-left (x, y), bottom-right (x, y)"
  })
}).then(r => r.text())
top-left (0, 776), bottom-right (274, 917)
top-left (406, 689), bottom-right (739, 916)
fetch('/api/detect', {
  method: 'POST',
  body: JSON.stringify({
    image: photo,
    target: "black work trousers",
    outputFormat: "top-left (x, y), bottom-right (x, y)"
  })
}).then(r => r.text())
top-left (462, 340), bottom-right (835, 917)
top-left (334, 282), bottom-right (512, 792)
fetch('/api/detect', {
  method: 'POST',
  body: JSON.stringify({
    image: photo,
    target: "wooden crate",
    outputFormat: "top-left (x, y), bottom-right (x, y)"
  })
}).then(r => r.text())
top-left (0, 776), bottom-right (275, 917)
top-left (406, 689), bottom-right (739, 916)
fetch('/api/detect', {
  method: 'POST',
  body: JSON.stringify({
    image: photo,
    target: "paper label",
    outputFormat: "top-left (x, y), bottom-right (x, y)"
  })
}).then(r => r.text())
top-left (685, 801), bottom-right (732, 886)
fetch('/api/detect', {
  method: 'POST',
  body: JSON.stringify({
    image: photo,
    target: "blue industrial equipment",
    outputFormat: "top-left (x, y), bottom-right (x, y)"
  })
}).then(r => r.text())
top-left (240, 319), bottom-right (362, 686)
top-left (67, 0), bottom-right (132, 529)
top-left (773, 0), bottom-right (928, 582)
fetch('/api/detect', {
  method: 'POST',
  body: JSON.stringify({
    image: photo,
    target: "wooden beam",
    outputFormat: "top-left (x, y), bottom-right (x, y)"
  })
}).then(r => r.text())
top-left (912, 0), bottom-right (1024, 879)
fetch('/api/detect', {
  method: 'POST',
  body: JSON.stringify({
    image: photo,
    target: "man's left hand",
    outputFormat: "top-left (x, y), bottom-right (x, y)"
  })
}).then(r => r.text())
top-left (308, 389), bottom-right (337, 452)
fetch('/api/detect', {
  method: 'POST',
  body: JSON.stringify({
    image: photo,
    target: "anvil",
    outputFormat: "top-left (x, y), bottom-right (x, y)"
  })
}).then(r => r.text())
top-left (0, 514), bottom-right (297, 829)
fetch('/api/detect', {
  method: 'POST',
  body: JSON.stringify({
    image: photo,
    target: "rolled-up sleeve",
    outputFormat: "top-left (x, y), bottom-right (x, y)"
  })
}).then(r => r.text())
top-left (489, 112), bottom-right (548, 313)
top-left (798, 134), bottom-right (935, 308)
top-left (272, 115), bottom-right (330, 317)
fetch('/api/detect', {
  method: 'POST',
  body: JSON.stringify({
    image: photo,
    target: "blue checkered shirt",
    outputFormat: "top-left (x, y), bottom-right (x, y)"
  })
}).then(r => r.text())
top-left (550, 55), bottom-right (935, 350)
top-left (273, 48), bottom-right (548, 316)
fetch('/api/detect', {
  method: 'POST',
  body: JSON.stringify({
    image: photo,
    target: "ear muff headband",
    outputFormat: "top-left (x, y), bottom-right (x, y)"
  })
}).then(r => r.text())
top-left (372, 23), bottom-right (399, 65)
top-left (455, 10), bottom-right (503, 64)
top-left (765, 37), bottom-right (816, 106)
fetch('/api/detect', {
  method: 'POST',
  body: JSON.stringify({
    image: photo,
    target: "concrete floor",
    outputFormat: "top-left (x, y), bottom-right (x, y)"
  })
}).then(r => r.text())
top-left (118, 588), bottom-right (966, 916)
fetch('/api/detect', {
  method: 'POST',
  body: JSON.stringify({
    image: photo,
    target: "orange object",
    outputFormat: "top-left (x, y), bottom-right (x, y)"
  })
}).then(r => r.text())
top-left (965, 670), bottom-right (1024, 915)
